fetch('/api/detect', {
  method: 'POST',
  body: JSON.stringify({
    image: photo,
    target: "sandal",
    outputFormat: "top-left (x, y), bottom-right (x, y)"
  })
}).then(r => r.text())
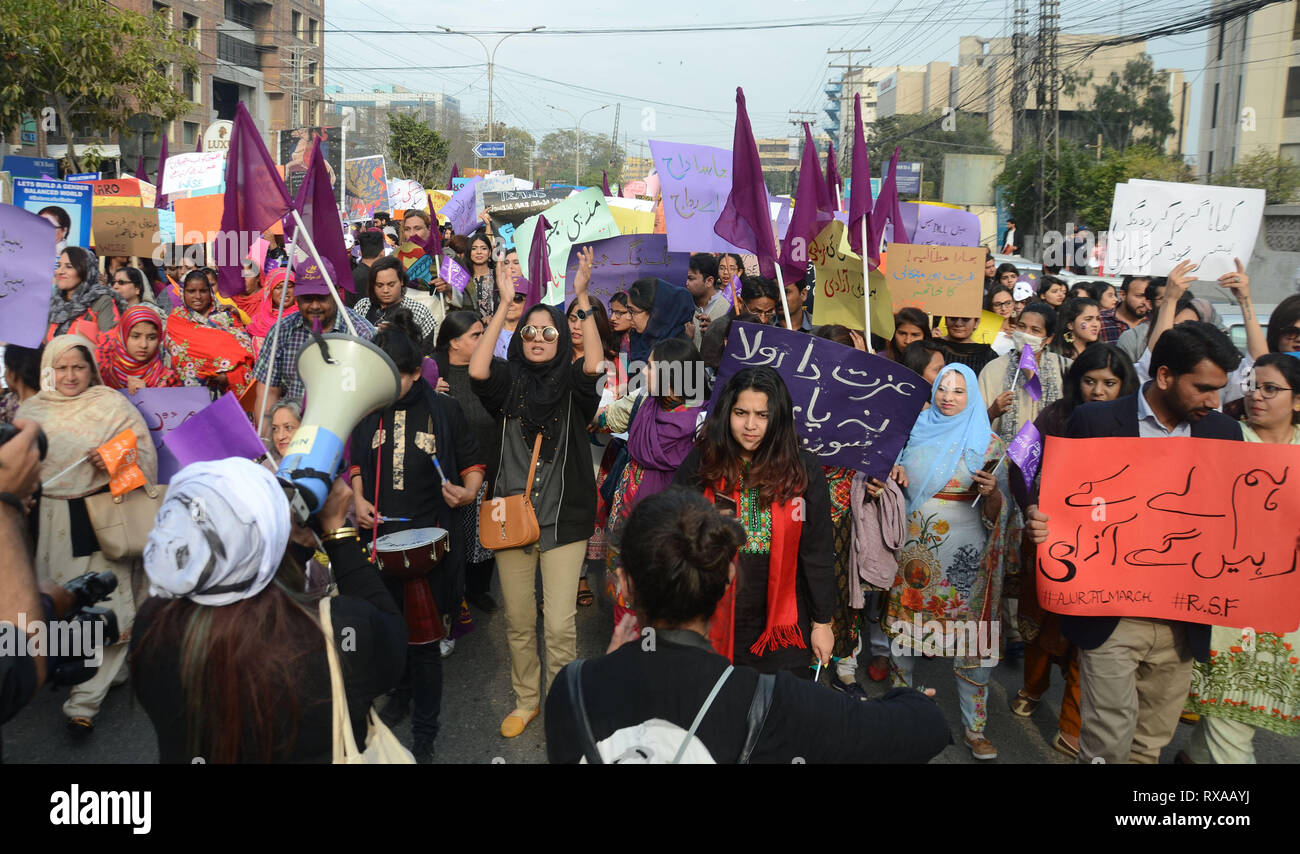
top-left (1010, 689), bottom-right (1041, 717)
top-left (1052, 731), bottom-right (1079, 759)
top-left (577, 578), bottom-right (594, 607)
top-left (66, 716), bottom-right (95, 737)
top-left (866, 655), bottom-right (890, 682)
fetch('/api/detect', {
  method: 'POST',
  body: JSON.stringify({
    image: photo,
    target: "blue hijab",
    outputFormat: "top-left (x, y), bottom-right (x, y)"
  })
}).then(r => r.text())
top-left (898, 363), bottom-right (994, 516)
top-left (627, 278), bottom-right (696, 363)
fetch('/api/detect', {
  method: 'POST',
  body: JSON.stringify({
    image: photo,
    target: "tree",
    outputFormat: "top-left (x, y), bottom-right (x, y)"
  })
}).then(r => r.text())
top-left (1065, 54), bottom-right (1175, 154)
top-left (537, 129), bottom-right (622, 187)
top-left (1212, 150), bottom-right (1300, 204)
top-left (387, 113), bottom-right (449, 189)
top-left (867, 112), bottom-right (999, 199)
top-left (0, 0), bottom-right (197, 172)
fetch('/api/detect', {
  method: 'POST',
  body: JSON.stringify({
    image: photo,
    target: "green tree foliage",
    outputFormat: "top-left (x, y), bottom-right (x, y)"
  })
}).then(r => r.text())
top-left (867, 112), bottom-right (999, 199)
top-left (1212, 150), bottom-right (1300, 204)
top-left (1064, 54), bottom-right (1175, 154)
top-left (0, 0), bottom-right (197, 172)
top-left (387, 112), bottom-right (449, 189)
top-left (537, 129), bottom-right (624, 187)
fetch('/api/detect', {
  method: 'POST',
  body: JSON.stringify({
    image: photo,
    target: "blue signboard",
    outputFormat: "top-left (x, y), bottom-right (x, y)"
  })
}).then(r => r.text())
top-left (12, 178), bottom-right (93, 248)
top-left (885, 161), bottom-right (922, 195)
top-left (472, 141), bottom-right (506, 159)
top-left (3, 155), bottom-right (58, 179)
top-left (66, 172), bottom-right (102, 182)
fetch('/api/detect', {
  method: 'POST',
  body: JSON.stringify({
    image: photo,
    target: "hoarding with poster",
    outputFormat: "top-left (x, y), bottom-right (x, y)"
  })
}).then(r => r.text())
top-left (278, 127), bottom-right (342, 202)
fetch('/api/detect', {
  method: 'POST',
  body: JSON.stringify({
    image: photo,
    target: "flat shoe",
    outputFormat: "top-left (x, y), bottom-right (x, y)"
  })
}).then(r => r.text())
top-left (1010, 690), bottom-right (1041, 717)
top-left (66, 716), bottom-right (95, 737)
top-left (866, 655), bottom-right (890, 682)
top-left (1052, 731), bottom-right (1079, 759)
top-left (500, 707), bottom-right (539, 738)
top-left (964, 732), bottom-right (998, 760)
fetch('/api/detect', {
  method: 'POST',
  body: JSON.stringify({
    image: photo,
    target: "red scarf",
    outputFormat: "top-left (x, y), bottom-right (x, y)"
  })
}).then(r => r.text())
top-left (96, 305), bottom-right (177, 390)
top-left (703, 483), bottom-right (804, 661)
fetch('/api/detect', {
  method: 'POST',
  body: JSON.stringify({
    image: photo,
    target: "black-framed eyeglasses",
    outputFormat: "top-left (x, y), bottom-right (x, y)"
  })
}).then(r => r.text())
top-left (991, 300), bottom-right (1014, 310)
top-left (609, 308), bottom-right (630, 318)
top-left (520, 325), bottom-right (559, 343)
top-left (1244, 381), bottom-right (1294, 399)
top-left (627, 304), bottom-right (647, 316)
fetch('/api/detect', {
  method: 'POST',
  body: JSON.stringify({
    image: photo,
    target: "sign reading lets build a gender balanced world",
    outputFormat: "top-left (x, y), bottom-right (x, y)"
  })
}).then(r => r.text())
top-left (888, 243), bottom-right (985, 317)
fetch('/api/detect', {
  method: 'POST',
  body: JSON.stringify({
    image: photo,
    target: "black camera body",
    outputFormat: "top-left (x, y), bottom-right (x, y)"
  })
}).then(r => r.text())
top-left (43, 571), bottom-right (120, 688)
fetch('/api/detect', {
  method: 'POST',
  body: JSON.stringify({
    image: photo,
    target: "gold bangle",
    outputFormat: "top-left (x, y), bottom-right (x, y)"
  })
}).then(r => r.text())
top-left (322, 526), bottom-right (359, 542)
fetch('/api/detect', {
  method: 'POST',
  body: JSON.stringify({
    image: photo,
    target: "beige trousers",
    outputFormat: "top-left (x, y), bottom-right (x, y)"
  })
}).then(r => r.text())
top-left (1185, 715), bottom-right (1258, 764)
top-left (495, 539), bottom-right (587, 711)
top-left (1077, 618), bottom-right (1194, 764)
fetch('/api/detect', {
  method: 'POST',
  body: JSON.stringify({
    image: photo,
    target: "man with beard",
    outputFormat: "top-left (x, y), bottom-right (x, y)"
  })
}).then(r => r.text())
top-left (1058, 314), bottom-right (1242, 764)
top-left (1099, 275), bottom-right (1150, 344)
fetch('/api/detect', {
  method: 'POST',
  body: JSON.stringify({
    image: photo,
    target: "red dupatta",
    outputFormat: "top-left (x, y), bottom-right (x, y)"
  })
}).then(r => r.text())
top-left (702, 482), bottom-right (804, 661)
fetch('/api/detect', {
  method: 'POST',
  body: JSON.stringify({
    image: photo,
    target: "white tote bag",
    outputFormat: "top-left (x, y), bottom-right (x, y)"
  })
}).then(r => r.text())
top-left (319, 597), bottom-right (415, 764)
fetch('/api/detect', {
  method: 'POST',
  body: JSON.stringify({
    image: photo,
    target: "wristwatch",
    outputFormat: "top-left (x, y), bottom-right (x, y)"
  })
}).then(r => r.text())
top-left (574, 307), bottom-right (590, 320)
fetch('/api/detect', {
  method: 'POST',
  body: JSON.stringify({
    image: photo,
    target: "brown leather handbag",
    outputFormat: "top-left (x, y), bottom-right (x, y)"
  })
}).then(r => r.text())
top-left (85, 481), bottom-right (167, 561)
top-left (478, 432), bottom-right (543, 550)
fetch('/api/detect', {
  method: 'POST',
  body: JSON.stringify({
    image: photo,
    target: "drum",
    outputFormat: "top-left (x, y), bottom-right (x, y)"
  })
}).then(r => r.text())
top-left (373, 527), bottom-right (450, 645)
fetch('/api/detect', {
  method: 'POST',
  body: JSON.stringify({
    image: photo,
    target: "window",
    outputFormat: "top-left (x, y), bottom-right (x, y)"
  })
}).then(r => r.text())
top-left (183, 70), bottom-right (197, 100)
top-left (308, 61), bottom-right (318, 85)
top-left (308, 18), bottom-right (319, 45)
top-left (1286, 67), bottom-right (1300, 117)
top-left (224, 0), bottom-right (254, 27)
top-left (217, 31), bottom-right (260, 69)
top-left (1206, 151), bottom-right (1214, 177)
top-left (1210, 82), bottom-right (1220, 128)
top-left (182, 13), bottom-right (198, 48)
top-left (1216, 21), bottom-right (1225, 60)
top-left (1281, 143), bottom-right (1300, 164)
top-left (183, 121), bottom-right (199, 148)
top-left (1294, 2), bottom-right (1300, 40)
top-left (292, 11), bottom-right (302, 39)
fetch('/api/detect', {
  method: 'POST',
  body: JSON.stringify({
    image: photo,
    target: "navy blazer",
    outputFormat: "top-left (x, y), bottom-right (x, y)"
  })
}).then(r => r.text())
top-left (1055, 393), bottom-right (1243, 662)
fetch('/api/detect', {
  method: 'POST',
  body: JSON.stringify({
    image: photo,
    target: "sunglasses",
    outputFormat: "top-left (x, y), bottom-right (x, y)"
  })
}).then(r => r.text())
top-left (512, 293), bottom-right (528, 303)
top-left (520, 325), bottom-right (559, 343)
top-left (1280, 326), bottom-right (1300, 341)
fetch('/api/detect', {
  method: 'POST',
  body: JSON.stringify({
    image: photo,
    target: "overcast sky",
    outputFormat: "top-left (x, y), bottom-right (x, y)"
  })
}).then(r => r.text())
top-left (324, 0), bottom-right (1213, 160)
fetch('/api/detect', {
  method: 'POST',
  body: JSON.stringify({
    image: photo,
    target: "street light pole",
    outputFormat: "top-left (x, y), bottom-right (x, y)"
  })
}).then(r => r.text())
top-left (441, 26), bottom-right (543, 171)
top-left (547, 103), bottom-right (609, 186)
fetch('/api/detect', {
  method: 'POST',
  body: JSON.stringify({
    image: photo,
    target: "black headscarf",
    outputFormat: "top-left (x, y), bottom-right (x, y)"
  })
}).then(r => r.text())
top-left (627, 277), bottom-right (696, 363)
top-left (504, 303), bottom-right (573, 462)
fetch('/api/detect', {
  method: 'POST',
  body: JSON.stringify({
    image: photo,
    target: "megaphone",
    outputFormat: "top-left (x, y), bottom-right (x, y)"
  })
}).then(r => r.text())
top-left (277, 333), bottom-right (401, 522)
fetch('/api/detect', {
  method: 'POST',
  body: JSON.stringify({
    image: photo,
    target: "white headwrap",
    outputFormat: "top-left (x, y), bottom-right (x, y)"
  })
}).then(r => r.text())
top-left (143, 458), bottom-right (292, 606)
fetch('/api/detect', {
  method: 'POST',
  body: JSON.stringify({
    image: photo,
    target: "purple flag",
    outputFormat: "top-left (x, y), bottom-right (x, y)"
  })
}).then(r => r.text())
top-left (712, 322), bottom-right (929, 479)
top-left (0, 207), bottom-right (59, 347)
top-left (602, 170), bottom-right (611, 197)
top-left (779, 123), bottom-right (833, 285)
top-left (154, 135), bottom-right (170, 210)
top-left (290, 138), bottom-right (353, 294)
top-left (870, 147), bottom-right (910, 262)
top-left (1006, 419), bottom-right (1043, 495)
top-left (125, 387), bottom-right (213, 483)
top-left (721, 273), bottom-right (740, 312)
top-left (847, 93), bottom-right (874, 257)
top-left (165, 392), bottom-right (267, 470)
top-left (135, 152), bottom-right (149, 184)
top-left (419, 216), bottom-right (443, 260)
top-left (216, 103), bottom-right (293, 297)
top-left (1017, 343), bottom-right (1043, 401)
top-left (825, 140), bottom-right (842, 212)
top-left (441, 176), bottom-right (482, 235)
top-left (524, 214), bottom-right (550, 308)
top-left (447, 163), bottom-right (459, 191)
top-left (439, 255), bottom-right (470, 294)
top-left (713, 88), bottom-right (778, 280)
top-left (195, 132), bottom-right (203, 153)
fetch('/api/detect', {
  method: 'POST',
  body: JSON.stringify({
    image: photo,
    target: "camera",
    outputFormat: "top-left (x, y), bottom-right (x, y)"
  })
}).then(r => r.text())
top-left (43, 571), bottom-right (120, 687)
top-left (0, 420), bottom-right (49, 458)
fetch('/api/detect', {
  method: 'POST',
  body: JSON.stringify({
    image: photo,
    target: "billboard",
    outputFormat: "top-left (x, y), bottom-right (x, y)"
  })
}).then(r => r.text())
top-left (278, 126), bottom-right (342, 202)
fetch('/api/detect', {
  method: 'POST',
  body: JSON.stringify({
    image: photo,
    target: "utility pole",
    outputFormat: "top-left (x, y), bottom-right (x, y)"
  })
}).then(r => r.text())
top-left (1034, 0), bottom-right (1061, 262)
top-left (788, 111), bottom-right (818, 196)
top-left (827, 48), bottom-right (870, 177)
top-left (1010, 0), bottom-right (1030, 154)
top-left (440, 26), bottom-right (544, 172)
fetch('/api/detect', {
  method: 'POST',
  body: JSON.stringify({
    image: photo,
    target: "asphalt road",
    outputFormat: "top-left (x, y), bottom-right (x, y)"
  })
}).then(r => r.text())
top-left (6, 567), bottom-right (1298, 765)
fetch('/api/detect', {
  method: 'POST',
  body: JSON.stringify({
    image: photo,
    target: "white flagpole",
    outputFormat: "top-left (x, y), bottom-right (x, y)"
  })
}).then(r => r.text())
top-left (773, 264), bottom-right (794, 331)
top-left (255, 226), bottom-right (299, 439)
top-left (290, 208), bottom-right (357, 337)
top-left (861, 217), bottom-right (873, 353)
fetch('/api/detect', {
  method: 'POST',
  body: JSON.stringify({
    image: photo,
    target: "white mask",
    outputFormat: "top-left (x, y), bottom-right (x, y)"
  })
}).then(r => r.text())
top-left (1012, 330), bottom-right (1044, 352)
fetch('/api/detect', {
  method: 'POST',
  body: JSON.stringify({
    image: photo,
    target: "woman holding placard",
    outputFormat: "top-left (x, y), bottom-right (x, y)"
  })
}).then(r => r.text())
top-left (886, 363), bottom-right (1012, 760)
top-left (355, 256), bottom-right (438, 343)
top-left (17, 335), bottom-right (157, 735)
top-left (1182, 353), bottom-right (1300, 763)
top-left (164, 270), bottom-right (256, 400)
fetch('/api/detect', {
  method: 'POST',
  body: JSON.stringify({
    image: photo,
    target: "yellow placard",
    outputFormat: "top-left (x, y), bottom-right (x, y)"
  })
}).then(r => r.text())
top-left (937, 310), bottom-right (1006, 345)
top-left (809, 219), bottom-right (894, 340)
top-left (610, 205), bottom-right (654, 235)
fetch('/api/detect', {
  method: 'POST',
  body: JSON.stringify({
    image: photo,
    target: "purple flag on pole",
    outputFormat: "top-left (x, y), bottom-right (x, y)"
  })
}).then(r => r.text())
top-left (714, 88), bottom-right (778, 279)
top-left (524, 214), bottom-right (550, 308)
top-left (778, 123), bottom-right (833, 285)
top-left (439, 255), bottom-right (470, 294)
top-left (1006, 419), bottom-right (1043, 495)
top-left (1018, 343), bottom-right (1043, 401)
top-left (848, 93), bottom-right (874, 257)
top-left (419, 214), bottom-right (443, 260)
top-left (164, 392), bottom-right (267, 469)
top-left (447, 163), bottom-right (459, 191)
top-left (870, 147), bottom-right (910, 262)
top-left (154, 135), bottom-right (169, 210)
top-left (195, 132), bottom-right (203, 153)
top-left (0, 207), bottom-right (59, 347)
top-left (602, 170), bottom-right (611, 197)
top-left (216, 103), bottom-right (293, 298)
top-left (290, 138), bottom-right (353, 294)
top-left (721, 273), bottom-right (740, 312)
top-left (136, 152), bottom-right (149, 184)
top-left (825, 139), bottom-right (842, 211)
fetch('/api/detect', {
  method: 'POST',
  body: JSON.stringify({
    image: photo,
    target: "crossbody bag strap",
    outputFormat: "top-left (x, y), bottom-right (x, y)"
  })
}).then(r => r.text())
top-left (568, 659), bottom-right (603, 764)
top-left (737, 673), bottom-right (776, 764)
top-left (318, 597), bottom-right (361, 760)
top-left (671, 664), bottom-right (734, 764)
top-left (524, 432), bottom-right (543, 495)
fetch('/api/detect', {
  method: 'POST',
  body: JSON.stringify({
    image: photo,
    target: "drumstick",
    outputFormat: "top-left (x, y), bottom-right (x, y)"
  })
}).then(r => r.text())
top-left (379, 516), bottom-right (413, 523)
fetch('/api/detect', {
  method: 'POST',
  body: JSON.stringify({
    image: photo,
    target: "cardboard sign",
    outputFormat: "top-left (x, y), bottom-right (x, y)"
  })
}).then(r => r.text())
top-left (160, 151), bottom-right (226, 196)
top-left (809, 219), bottom-right (895, 339)
top-left (1036, 436), bottom-right (1300, 632)
top-left (387, 178), bottom-right (428, 212)
top-left (648, 140), bottom-right (745, 254)
top-left (344, 156), bottom-right (388, 222)
top-left (713, 322), bottom-right (929, 480)
top-left (0, 204), bottom-right (59, 347)
top-left (11, 178), bottom-right (92, 247)
top-left (513, 187), bottom-right (619, 303)
top-left (562, 234), bottom-right (689, 308)
top-left (2, 155), bottom-right (58, 180)
top-left (901, 202), bottom-right (981, 247)
top-left (91, 207), bottom-right (161, 256)
top-left (938, 310), bottom-right (1006, 345)
top-left (125, 387), bottom-right (212, 483)
top-left (172, 194), bottom-right (225, 244)
top-left (87, 178), bottom-right (155, 208)
top-left (887, 243), bottom-right (985, 317)
top-left (1104, 180), bottom-right (1266, 280)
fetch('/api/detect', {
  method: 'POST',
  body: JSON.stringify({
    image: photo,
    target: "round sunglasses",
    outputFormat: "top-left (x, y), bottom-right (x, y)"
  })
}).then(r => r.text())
top-left (520, 325), bottom-right (559, 343)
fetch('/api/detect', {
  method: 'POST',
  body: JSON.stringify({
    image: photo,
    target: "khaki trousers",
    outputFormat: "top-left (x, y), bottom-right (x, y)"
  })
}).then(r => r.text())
top-left (1185, 715), bottom-right (1258, 764)
top-left (1077, 618), bottom-right (1194, 764)
top-left (495, 539), bottom-right (587, 712)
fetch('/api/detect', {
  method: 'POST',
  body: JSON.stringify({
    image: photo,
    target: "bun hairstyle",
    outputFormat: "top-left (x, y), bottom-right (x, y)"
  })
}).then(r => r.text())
top-left (617, 488), bottom-right (746, 625)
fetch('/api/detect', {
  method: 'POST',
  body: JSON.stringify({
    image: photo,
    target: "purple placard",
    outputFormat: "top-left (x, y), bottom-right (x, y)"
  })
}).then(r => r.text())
top-left (439, 255), bottom-right (471, 294)
top-left (0, 206), bottom-right (58, 347)
top-left (712, 322), bottom-right (929, 479)
top-left (899, 202), bottom-right (980, 247)
top-left (164, 391), bottom-right (267, 470)
top-left (125, 387), bottom-right (213, 483)
top-left (648, 140), bottom-right (746, 254)
top-left (562, 234), bottom-right (690, 309)
top-left (440, 176), bottom-right (482, 235)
